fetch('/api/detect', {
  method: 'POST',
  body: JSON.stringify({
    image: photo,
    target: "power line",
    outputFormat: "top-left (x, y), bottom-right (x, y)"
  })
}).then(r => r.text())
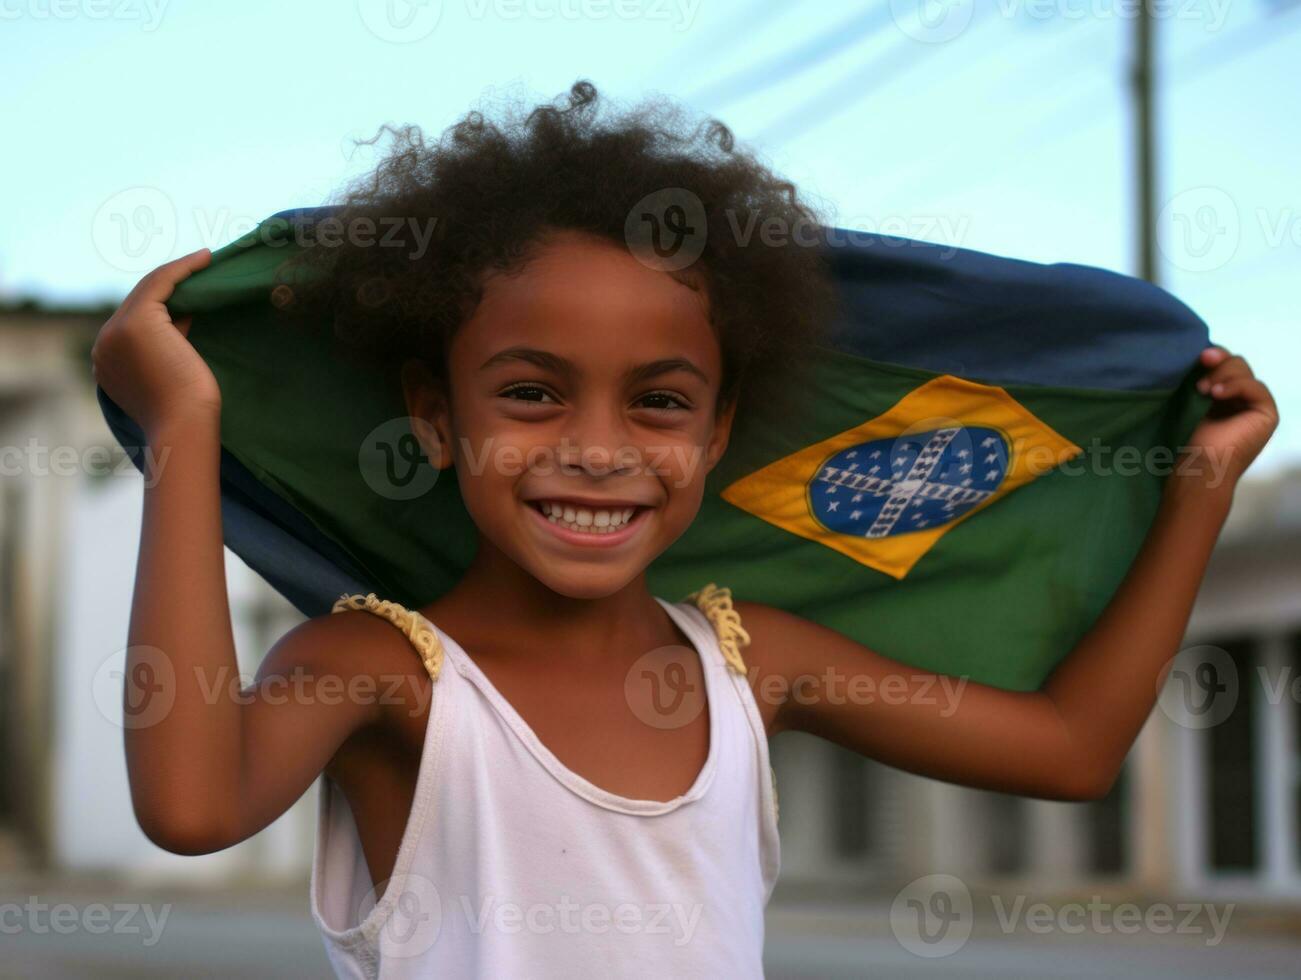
top-left (684, 4), bottom-right (898, 110)
top-left (880, 2), bottom-right (1301, 211)
top-left (872, 20), bottom-right (1113, 204)
top-left (1168, 0), bottom-right (1301, 75)
top-left (644, 0), bottom-right (790, 89)
top-left (755, 5), bottom-right (1000, 146)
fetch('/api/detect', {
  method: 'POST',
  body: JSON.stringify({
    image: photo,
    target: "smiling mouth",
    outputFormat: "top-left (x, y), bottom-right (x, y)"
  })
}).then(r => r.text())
top-left (526, 499), bottom-right (650, 535)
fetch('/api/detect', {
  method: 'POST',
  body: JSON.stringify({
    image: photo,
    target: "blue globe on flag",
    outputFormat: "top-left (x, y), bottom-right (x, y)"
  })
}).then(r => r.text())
top-left (809, 426), bottom-right (1010, 538)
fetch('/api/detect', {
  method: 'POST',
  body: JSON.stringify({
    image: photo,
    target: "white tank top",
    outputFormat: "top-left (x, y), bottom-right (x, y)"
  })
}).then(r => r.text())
top-left (309, 584), bottom-right (781, 979)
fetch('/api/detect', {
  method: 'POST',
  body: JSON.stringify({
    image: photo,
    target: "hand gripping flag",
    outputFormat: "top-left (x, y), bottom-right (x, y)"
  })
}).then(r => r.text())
top-left (97, 208), bottom-right (1213, 691)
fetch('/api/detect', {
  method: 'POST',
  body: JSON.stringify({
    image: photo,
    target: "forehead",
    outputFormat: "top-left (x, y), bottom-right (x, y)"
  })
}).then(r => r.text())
top-left (451, 231), bottom-right (719, 380)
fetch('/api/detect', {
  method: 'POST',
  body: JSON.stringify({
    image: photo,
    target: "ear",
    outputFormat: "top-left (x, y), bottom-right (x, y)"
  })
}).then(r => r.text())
top-left (703, 393), bottom-right (738, 475)
top-left (401, 358), bottom-right (455, 471)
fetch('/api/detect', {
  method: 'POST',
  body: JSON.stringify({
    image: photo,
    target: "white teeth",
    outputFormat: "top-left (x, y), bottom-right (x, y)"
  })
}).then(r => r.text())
top-left (534, 501), bottom-right (642, 534)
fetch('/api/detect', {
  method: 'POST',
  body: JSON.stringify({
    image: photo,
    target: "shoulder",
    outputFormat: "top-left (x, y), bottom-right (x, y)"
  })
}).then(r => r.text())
top-left (729, 598), bottom-right (801, 643)
top-left (728, 599), bottom-right (829, 674)
top-left (730, 597), bottom-right (877, 690)
top-left (256, 600), bottom-right (432, 695)
top-left (720, 598), bottom-right (843, 735)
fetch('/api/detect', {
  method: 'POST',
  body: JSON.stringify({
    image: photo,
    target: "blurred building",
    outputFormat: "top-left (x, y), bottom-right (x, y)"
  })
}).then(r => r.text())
top-left (0, 299), bottom-right (1297, 909)
top-left (0, 301), bottom-right (314, 883)
top-left (772, 463), bottom-right (1301, 904)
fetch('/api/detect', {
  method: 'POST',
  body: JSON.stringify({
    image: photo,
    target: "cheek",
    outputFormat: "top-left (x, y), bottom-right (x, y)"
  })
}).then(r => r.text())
top-left (445, 397), bottom-right (534, 476)
top-left (654, 443), bottom-right (702, 494)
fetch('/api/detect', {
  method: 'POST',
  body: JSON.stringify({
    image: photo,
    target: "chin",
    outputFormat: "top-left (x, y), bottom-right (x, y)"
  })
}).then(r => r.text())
top-left (530, 563), bottom-right (642, 601)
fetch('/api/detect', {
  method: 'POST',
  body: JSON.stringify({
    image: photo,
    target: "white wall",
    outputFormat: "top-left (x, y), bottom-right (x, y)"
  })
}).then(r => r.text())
top-left (52, 467), bottom-right (316, 884)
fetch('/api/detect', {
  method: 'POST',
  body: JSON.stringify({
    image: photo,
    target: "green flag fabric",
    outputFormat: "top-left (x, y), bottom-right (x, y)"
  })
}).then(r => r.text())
top-left (97, 208), bottom-right (1212, 690)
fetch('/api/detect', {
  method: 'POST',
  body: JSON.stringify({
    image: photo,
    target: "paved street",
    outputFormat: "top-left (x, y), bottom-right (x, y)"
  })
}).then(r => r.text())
top-left (2, 877), bottom-right (1298, 978)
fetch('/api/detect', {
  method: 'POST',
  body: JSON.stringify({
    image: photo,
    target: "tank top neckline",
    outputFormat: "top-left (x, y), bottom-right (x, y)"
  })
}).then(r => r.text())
top-left (410, 596), bottom-right (722, 817)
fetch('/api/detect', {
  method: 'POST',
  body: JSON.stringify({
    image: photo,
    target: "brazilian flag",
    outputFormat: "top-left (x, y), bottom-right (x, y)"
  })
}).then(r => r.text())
top-left (96, 208), bottom-right (1212, 691)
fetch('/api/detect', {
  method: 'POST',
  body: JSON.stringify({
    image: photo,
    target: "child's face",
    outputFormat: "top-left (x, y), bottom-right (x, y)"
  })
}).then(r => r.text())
top-left (405, 229), bottom-right (735, 599)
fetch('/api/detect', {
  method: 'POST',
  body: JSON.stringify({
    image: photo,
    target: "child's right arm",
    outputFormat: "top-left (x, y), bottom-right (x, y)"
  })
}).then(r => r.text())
top-left (93, 250), bottom-right (385, 854)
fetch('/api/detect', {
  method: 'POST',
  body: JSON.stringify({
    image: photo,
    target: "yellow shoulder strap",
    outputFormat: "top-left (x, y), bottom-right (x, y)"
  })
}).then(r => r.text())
top-left (331, 592), bottom-right (444, 682)
top-left (683, 582), bottom-right (750, 676)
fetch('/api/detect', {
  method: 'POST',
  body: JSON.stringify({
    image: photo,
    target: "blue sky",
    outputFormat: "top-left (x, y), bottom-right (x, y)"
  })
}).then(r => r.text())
top-left (2, 0), bottom-right (1296, 472)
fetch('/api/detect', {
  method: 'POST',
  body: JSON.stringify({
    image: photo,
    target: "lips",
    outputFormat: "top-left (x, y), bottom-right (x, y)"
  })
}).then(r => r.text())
top-left (530, 499), bottom-right (640, 532)
top-left (523, 498), bottom-right (652, 547)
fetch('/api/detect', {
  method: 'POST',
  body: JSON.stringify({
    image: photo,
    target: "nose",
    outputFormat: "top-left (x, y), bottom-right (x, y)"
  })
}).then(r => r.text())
top-left (555, 400), bottom-right (636, 478)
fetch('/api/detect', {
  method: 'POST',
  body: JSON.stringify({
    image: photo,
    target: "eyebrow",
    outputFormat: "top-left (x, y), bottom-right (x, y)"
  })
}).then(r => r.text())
top-left (479, 346), bottom-right (710, 386)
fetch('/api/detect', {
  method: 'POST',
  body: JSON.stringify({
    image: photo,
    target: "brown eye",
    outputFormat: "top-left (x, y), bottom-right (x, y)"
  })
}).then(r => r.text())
top-left (636, 390), bottom-right (689, 411)
top-left (499, 383), bottom-right (557, 404)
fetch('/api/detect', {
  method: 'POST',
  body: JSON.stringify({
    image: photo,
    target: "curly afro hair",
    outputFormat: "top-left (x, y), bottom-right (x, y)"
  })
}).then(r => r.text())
top-left (273, 79), bottom-right (841, 426)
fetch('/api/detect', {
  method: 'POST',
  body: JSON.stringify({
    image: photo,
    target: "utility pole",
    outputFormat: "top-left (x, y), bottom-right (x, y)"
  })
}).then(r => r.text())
top-left (1133, 0), bottom-right (1158, 285)
top-left (1129, 0), bottom-right (1175, 895)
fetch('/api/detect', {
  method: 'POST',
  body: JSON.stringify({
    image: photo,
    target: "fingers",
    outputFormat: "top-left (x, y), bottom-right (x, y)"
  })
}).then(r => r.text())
top-left (1196, 346), bottom-right (1253, 395)
top-left (1207, 375), bottom-right (1268, 404)
top-left (126, 247), bottom-right (213, 305)
top-left (1195, 345), bottom-right (1278, 417)
top-left (174, 314), bottom-right (194, 339)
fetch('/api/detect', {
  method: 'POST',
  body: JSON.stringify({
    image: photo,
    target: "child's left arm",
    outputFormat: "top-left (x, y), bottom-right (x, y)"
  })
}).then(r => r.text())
top-left (738, 345), bottom-right (1278, 801)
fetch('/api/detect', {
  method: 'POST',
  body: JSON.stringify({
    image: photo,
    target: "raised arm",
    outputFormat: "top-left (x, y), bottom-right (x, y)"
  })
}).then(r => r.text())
top-left (741, 345), bottom-right (1277, 801)
top-left (92, 252), bottom-right (387, 853)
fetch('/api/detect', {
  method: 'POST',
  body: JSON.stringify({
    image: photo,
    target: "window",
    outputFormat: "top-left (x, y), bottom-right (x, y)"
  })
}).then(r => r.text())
top-left (1207, 638), bottom-right (1257, 872)
top-left (1086, 763), bottom-right (1127, 874)
top-left (830, 745), bottom-right (873, 859)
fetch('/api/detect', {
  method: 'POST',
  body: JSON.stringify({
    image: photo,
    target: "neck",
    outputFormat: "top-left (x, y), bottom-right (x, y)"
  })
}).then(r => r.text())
top-left (423, 535), bottom-right (677, 666)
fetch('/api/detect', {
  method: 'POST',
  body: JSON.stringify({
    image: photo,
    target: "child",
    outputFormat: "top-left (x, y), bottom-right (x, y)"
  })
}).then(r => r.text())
top-left (90, 81), bottom-right (1278, 977)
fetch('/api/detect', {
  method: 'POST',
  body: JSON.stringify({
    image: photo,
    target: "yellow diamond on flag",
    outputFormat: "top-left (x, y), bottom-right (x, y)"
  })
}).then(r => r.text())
top-left (719, 374), bottom-right (1083, 580)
